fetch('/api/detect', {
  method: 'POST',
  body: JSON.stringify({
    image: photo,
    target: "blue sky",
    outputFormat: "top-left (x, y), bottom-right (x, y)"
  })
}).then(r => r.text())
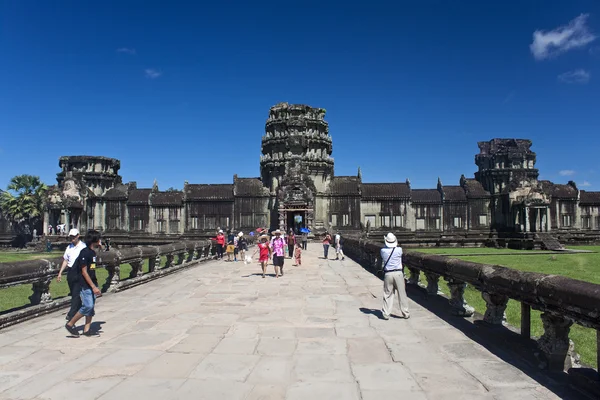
top-left (1, 1), bottom-right (599, 191)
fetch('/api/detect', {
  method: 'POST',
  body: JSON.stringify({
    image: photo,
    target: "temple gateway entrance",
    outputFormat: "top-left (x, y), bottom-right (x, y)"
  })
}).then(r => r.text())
top-left (281, 204), bottom-right (313, 234)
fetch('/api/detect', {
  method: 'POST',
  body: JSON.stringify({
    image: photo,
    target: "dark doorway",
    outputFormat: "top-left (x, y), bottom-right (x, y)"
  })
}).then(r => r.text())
top-left (287, 211), bottom-right (305, 234)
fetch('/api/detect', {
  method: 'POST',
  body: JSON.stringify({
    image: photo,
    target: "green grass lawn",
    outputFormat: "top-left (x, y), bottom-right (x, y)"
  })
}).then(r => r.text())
top-left (0, 254), bottom-right (167, 314)
top-left (413, 246), bottom-right (600, 367)
top-left (0, 251), bottom-right (64, 263)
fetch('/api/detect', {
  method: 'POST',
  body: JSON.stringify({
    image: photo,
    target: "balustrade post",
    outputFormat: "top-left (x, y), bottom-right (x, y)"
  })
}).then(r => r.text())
top-left (177, 252), bottom-right (186, 265)
top-left (407, 267), bottom-right (420, 285)
top-left (165, 254), bottom-right (174, 268)
top-left (148, 255), bottom-right (158, 272)
top-left (187, 248), bottom-right (195, 262)
top-left (129, 261), bottom-right (143, 279)
top-left (192, 246), bottom-right (199, 261)
top-left (103, 264), bottom-right (121, 293)
top-left (447, 279), bottom-right (474, 317)
top-left (29, 278), bottom-right (52, 305)
top-left (482, 292), bottom-right (508, 325)
top-left (521, 303), bottom-right (531, 338)
top-left (537, 312), bottom-right (574, 371)
top-left (424, 272), bottom-right (440, 295)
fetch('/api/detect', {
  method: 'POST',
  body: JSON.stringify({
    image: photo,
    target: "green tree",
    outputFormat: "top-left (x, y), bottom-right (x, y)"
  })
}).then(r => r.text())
top-left (0, 175), bottom-right (48, 224)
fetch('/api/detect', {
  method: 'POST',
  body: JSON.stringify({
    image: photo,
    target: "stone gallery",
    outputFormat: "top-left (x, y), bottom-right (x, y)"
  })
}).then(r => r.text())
top-left (37, 103), bottom-right (600, 246)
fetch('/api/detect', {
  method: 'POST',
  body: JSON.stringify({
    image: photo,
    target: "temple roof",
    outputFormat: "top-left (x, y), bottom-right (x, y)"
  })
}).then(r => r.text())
top-left (127, 189), bottom-right (152, 205)
top-left (443, 186), bottom-right (467, 202)
top-left (185, 184), bottom-right (234, 200)
top-left (540, 181), bottom-right (578, 199)
top-left (328, 176), bottom-right (361, 196)
top-left (234, 178), bottom-right (269, 197)
top-left (580, 191), bottom-right (600, 205)
top-left (151, 191), bottom-right (183, 206)
top-left (462, 179), bottom-right (490, 198)
top-left (103, 184), bottom-right (129, 200)
top-left (411, 189), bottom-right (442, 203)
top-left (362, 183), bottom-right (410, 200)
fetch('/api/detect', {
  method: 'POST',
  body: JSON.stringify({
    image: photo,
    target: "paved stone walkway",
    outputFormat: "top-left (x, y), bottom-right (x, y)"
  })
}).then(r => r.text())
top-left (0, 247), bottom-right (561, 399)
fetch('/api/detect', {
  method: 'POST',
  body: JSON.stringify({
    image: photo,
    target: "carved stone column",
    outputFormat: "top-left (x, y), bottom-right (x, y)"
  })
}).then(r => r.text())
top-left (103, 265), bottom-right (121, 293)
top-left (148, 256), bottom-right (158, 272)
top-left (29, 279), bottom-right (52, 305)
top-left (537, 313), bottom-right (575, 371)
top-left (177, 252), bottom-right (186, 265)
top-left (424, 272), bottom-right (440, 295)
top-left (165, 254), bottom-right (174, 268)
top-left (482, 292), bottom-right (508, 325)
top-left (129, 261), bottom-right (143, 279)
top-left (447, 279), bottom-right (474, 317)
top-left (407, 268), bottom-right (420, 285)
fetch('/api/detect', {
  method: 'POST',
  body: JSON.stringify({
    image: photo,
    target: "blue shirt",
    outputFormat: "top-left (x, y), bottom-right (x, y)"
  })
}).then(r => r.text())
top-left (380, 246), bottom-right (403, 272)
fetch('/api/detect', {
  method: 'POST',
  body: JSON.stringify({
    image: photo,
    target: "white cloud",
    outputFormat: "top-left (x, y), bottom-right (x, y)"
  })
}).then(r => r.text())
top-left (144, 69), bottom-right (162, 79)
top-left (557, 69), bottom-right (591, 84)
top-left (581, 181), bottom-right (592, 187)
top-left (530, 14), bottom-right (597, 60)
top-left (116, 47), bottom-right (136, 55)
top-left (559, 170), bottom-right (575, 176)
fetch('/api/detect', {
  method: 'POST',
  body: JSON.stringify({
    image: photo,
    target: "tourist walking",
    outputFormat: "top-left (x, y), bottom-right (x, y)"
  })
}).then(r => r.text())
top-left (287, 229), bottom-right (296, 258)
top-left (237, 232), bottom-right (248, 262)
top-left (270, 229), bottom-right (286, 277)
top-left (301, 231), bottom-right (308, 250)
top-left (294, 242), bottom-right (302, 266)
top-left (57, 229), bottom-right (86, 321)
top-left (214, 230), bottom-right (225, 259)
top-left (335, 231), bottom-right (345, 260)
top-left (226, 230), bottom-right (236, 262)
top-left (253, 235), bottom-right (270, 278)
top-left (65, 230), bottom-right (103, 337)
top-left (322, 232), bottom-right (332, 259)
top-left (380, 233), bottom-right (410, 320)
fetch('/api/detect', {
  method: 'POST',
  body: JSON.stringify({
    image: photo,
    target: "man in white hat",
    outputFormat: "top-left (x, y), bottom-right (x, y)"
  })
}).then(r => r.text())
top-left (57, 228), bottom-right (87, 320)
top-left (380, 233), bottom-right (410, 320)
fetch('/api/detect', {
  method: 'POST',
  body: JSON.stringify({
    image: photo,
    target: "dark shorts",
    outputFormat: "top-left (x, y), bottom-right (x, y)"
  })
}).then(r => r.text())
top-left (273, 255), bottom-right (285, 267)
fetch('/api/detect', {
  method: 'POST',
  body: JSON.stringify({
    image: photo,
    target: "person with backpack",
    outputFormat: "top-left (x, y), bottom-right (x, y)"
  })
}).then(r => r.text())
top-left (380, 233), bottom-right (410, 320)
top-left (334, 231), bottom-right (345, 261)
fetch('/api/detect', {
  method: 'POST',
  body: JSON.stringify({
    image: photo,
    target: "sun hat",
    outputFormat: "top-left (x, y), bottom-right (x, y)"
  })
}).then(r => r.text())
top-left (218, 229), bottom-right (223, 233)
top-left (238, 232), bottom-right (243, 237)
top-left (259, 234), bottom-right (269, 241)
top-left (68, 228), bottom-right (79, 237)
top-left (384, 232), bottom-right (398, 248)
top-left (272, 229), bottom-right (282, 235)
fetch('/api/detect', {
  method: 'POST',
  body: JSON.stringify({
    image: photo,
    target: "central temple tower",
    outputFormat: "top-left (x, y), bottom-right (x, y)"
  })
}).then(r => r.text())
top-left (260, 103), bottom-right (334, 231)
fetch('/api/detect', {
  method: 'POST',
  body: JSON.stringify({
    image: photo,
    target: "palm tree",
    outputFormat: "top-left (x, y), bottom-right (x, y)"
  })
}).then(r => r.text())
top-left (0, 175), bottom-right (48, 225)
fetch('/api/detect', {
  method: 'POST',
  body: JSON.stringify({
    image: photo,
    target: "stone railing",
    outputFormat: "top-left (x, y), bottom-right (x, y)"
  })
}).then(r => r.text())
top-left (0, 240), bottom-right (215, 329)
top-left (342, 237), bottom-right (600, 375)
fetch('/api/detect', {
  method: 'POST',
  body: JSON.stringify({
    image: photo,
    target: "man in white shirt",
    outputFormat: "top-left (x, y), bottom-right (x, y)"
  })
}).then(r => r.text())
top-left (380, 233), bottom-right (410, 320)
top-left (334, 232), bottom-right (345, 260)
top-left (57, 229), bottom-right (86, 320)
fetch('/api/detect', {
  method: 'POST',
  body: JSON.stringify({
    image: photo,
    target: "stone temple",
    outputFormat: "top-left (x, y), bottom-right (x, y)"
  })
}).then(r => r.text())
top-left (12, 102), bottom-right (600, 247)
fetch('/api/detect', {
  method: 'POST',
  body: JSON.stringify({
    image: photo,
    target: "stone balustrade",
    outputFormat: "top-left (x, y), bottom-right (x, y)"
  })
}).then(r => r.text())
top-left (342, 237), bottom-right (600, 375)
top-left (0, 240), bottom-right (215, 329)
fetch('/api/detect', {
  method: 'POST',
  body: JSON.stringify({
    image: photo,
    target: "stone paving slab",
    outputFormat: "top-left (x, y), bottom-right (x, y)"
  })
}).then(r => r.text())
top-left (0, 246), bottom-right (563, 399)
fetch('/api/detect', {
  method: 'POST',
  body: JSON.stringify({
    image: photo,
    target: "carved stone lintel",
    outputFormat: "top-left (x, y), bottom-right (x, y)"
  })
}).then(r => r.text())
top-left (482, 292), bottom-right (509, 325)
top-left (30, 279), bottom-right (52, 305)
top-left (165, 254), bottom-right (174, 268)
top-left (537, 313), bottom-right (576, 371)
top-left (129, 261), bottom-right (143, 279)
top-left (407, 268), bottom-right (420, 285)
top-left (103, 265), bottom-right (121, 293)
top-left (424, 272), bottom-right (440, 295)
top-left (447, 279), bottom-right (474, 317)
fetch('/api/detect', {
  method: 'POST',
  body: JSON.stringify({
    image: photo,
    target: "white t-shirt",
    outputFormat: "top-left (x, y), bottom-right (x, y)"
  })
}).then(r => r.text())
top-left (63, 241), bottom-right (86, 268)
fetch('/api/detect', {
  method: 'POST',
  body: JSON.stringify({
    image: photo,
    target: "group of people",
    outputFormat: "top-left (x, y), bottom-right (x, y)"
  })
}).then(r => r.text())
top-left (321, 231), bottom-right (345, 260)
top-left (57, 228), bottom-right (103, 337)
top-left (252, 228), bottom-right (303, 278)
top-left (59, 226), bottom-right (410, 338)
top-left (212, 229), bottom-right (248, 262)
